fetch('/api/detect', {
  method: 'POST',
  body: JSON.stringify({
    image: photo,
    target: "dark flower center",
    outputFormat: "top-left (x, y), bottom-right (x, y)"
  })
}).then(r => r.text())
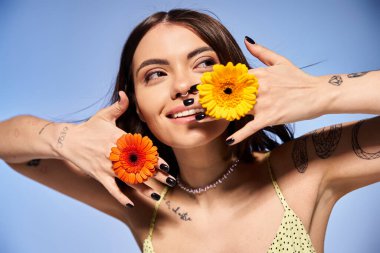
top-left (129, 153), bottom-right (138, 163)
top-left (223, 87), bottom-right (233, 94)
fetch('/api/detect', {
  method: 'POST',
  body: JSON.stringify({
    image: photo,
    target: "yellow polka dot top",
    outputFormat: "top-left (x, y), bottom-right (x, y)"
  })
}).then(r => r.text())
top-left (143, 154), bottom-right (316, 253)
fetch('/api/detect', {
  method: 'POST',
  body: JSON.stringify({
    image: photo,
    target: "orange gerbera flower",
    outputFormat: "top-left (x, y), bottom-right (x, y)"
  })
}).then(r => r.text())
top-left (109, 133), bottom-right (158, 184)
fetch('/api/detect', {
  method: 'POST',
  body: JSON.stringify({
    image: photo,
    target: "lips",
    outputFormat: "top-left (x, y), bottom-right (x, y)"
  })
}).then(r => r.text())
top-left (166, 105), bottom-right (205, 119)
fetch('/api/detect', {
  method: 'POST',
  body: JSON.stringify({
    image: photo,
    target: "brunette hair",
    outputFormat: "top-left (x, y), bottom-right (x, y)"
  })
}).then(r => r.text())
top-left (111, 9), bottom-right (293, 174)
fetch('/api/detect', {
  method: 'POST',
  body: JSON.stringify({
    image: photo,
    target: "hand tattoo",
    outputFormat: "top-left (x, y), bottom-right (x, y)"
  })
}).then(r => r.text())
top-left (347, 72), bottom-right (368, 78)
top-left (328, 75), bottom-right (343, 86)
top-left (57, 126), bottom-right (69, 148)
top-left (292, 136), bottom-right (308, 173)
top-left (312, 124), bottom-right (342, 159)
top-left (352, 120), bottom-right (380, 160)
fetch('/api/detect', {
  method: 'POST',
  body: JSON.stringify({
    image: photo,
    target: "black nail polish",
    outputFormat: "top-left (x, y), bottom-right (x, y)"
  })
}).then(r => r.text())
top-left (245, 36), bottom-right (255, 44)
top-left (159, 164), bottom-right (170, 173)
top-left (126, 203), bottom-right (134, 208)
top-left (189, 84), bottom-right (199, 94)
top-left (117, 94), bottom-right (121, 102)
top-left (226, 138), bottom-right (235, 145)
top-left (183, 98), bottom-right (194, 106)
top-left (27, 159), bottom-right (41, 167)
top-left (151, 193), bottom-right (161, 201)
top-left (166, 177), bottom-right (177, 187)
top-left (195, 112), bottom-right (206, 121)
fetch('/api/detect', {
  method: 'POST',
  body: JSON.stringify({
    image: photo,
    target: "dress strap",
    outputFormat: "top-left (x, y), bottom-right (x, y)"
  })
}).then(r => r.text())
top-left (266, 152), bottom-right (290, 210)
top-left (147, 186), bottom-right (169, 238)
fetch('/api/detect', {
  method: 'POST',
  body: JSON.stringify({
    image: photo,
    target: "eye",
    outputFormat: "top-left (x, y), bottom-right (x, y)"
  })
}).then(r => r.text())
top-left (196, 58), bottom-right (216, 69)
top-left (144, 70), bottom-right (167, 83)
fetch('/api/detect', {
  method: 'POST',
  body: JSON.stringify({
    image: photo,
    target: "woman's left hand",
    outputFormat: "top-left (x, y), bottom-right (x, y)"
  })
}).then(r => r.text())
top-left (226, 41), bottom-right (324, 144)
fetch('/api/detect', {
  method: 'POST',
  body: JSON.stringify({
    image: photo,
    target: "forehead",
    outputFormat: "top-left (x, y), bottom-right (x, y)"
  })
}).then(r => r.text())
top-left (132, 23), bottom-right (209, 68)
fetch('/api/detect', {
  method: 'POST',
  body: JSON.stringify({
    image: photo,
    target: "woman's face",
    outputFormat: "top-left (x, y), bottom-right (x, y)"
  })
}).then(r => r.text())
top-left (132, 23), bottom-right (229, 148)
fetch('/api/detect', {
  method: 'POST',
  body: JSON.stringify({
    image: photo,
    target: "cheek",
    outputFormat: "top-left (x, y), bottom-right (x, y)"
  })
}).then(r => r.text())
top-left (135, 88), bottom-right (167, 128)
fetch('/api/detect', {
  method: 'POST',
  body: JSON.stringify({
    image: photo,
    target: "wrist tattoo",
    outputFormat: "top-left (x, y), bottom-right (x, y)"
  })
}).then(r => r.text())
top-left (292, 136), bottom-right (309, 173)
top-left (165, 199), bottom-right (192, 222)
top-left (352, 120), bottom-right (380, 160)
top-left (26, 159), bottom-right (41, 167)
top-left (312, 124), bottom-right (342, 159)
top-left (39, 122), bottom-right (54, 135)
top-left (328, 75), bottom-right (343, 86)
top-left (347, 71), bottom-right (368, 78)
top-left (57, 126), bottom-right (69, 148)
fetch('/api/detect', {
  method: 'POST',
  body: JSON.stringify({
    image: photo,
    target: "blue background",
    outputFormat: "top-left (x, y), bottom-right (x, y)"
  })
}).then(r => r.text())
top-left (1, 0), bottom-right (380, 252)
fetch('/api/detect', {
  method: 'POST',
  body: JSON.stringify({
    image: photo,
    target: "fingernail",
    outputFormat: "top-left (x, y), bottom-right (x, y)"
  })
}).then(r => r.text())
top-left (27, 159), bottom-right (41, 167)
top-left (195, 112), bottom-right (206, 121)
top-left (126, 203), bottom-right (134, 208)
top-left (159, 164), bottom-right (170, 173)
top-left (151, 192), bottom-right (161, 201)
top-left (189, 84), bottom-right (199, 94)
top-left (183, 98), bottom-right (194, 106)
top-left (245, 36), bottom-right (255, 44)
top-left (166, 177), bottom-right (177, 187)
top-left (118, 94), bottom-right (121, 102)
top-left (226, 138), bottom-right (235, 145)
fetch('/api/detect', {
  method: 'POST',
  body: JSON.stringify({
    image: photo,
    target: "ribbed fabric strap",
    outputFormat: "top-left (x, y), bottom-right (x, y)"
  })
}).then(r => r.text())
top-left (147, 186), bottom-right (169, 238)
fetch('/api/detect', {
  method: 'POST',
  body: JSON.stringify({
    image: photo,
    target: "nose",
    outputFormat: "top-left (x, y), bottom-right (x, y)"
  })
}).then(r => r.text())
top-left (174, 83), bottom-right (199, 99)
top-left (171, 75), bottom-right (198, 99)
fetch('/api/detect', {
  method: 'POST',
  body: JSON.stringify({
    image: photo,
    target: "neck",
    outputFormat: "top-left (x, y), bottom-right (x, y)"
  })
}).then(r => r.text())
top-left (173, 137), bottom-right (234, 191)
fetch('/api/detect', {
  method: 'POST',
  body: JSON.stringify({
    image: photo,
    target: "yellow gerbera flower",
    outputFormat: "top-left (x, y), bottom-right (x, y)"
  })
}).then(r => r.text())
top-left (197, 62), bottom-right (259, 121)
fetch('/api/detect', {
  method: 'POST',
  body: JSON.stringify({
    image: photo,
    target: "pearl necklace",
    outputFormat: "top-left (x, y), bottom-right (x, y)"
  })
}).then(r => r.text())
top-left (176, 159), bottom-right (240, 195)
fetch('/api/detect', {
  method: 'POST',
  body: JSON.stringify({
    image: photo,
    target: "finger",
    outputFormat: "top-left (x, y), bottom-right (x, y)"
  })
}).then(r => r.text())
top-left (225, 119), bottom-right (265, 145)
top-left (194, 112), bottom-right (222, 123)
top-left (157, 157), bottom-right (170, 173)
top-left (96, 91), bottom-right (129, 122)
top-left (131, 183), bottom-right (163, 202)
top-left (155, 157), bottom-right (177, 187)
top-left (154, 170), bottom-right (177, 187)
top-left (102, 178), bottom-right (135, 208)
top-left (244, 40), bottom-right (290, 66)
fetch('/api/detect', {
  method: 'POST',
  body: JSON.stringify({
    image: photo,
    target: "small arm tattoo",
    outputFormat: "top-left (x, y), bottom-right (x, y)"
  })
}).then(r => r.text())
top-left (39, 122), bottom-right (54, 135)
top-left (328, 75), bottom-right (343, 86)
top-left (312, 124), bottom-right (342, 159)
top-left (347, 71), bottom-right (368, 78)
top-left (165, 199), bottom-right (192, 221)
top-left (57, 126), bottom-right (69, 148)
top-left (352, 120), bottom-right (380, 160)
top-left (26, 159), bottom-right (41, 167)
top-left (292, 136), bottom-right (309, 173)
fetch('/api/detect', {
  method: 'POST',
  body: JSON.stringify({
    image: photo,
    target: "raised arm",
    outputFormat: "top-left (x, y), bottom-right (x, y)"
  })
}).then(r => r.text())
top-left (225, 39), bottom-right (380, 196)
top-left (226, 40), bottom-right (380, 144)
top-left (1, 92), bottom-right (176, 220)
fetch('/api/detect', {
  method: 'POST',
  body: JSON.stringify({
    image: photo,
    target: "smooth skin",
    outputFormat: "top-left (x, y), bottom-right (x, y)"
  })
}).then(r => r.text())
top-left (1, 23), bottom-right (380, 252)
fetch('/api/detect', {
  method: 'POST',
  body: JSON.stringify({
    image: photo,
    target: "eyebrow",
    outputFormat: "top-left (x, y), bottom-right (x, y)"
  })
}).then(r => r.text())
top-left (135, 46), bottom-right (214, 77)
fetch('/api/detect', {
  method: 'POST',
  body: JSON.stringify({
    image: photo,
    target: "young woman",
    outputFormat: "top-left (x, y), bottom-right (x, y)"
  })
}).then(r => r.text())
top-left (1, 9), bottom-right (379, 253)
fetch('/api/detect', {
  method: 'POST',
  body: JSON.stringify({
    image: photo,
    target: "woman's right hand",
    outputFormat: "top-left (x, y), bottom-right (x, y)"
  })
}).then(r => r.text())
top-left (54, 91), bottom-right (175, 207)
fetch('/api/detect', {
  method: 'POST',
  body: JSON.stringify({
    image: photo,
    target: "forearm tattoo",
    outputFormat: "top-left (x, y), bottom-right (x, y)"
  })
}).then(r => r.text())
top-left (26, 159), bottom-right (41, 167)
top-left (57, 126), bottom-right (69, 148)
top-left (165, 199), bottom-right (192, 221)
top-left (328, 75), bottom-right (343, 86)
top-left (347, 71), bottom-right (368, 78)
top-left (292, 136), bottom-right (309, 173)
top-left (352, 120), bottom-right (380, 160)
top-left (312, 124), bottom-right (342, 159)
top-left (38, 122), bottom-right (54, 135)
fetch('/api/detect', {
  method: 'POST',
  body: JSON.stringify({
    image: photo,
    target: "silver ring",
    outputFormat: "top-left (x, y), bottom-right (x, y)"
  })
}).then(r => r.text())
top-left (180, 91), bottom-right (189, 97)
